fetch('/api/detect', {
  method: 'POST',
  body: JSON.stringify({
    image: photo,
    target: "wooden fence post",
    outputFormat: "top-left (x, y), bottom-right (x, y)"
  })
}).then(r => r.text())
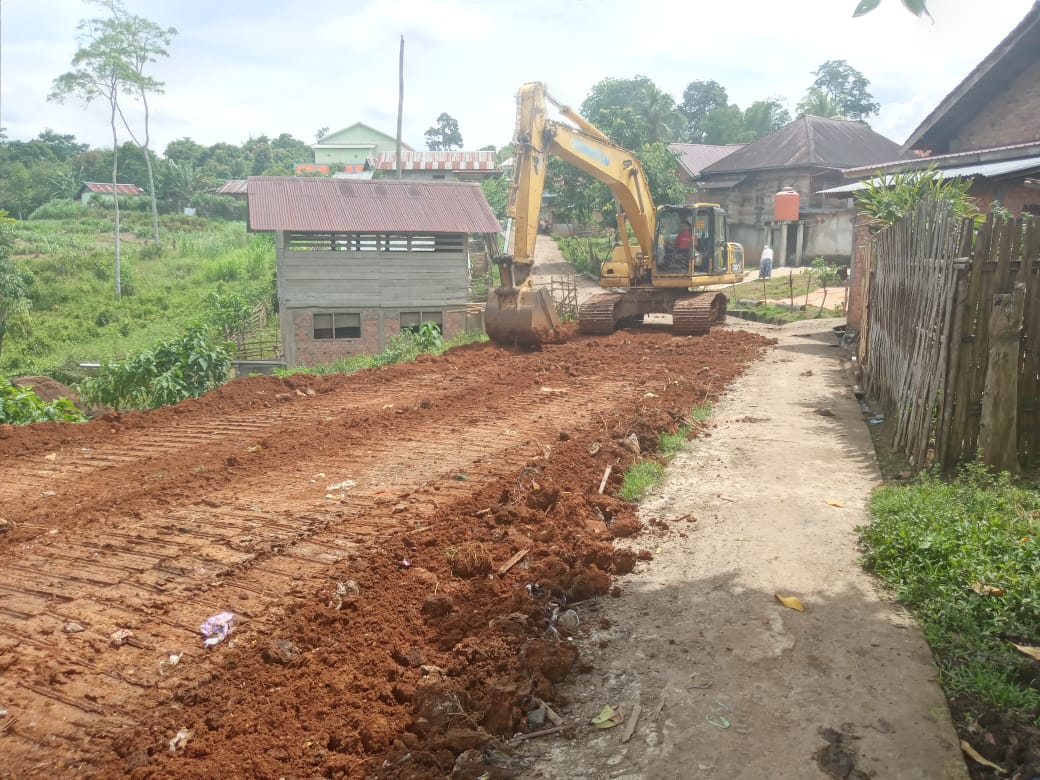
top-left (978, 282), bottom-right (1026, 474)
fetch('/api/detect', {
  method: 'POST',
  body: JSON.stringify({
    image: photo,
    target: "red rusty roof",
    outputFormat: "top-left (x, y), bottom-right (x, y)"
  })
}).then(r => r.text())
top-left (246, 176), bottom-right (502, 234)
top-left (80, 182), bottom-right (145, 195)
top-left (216, 179), bottom-right (248, 195)
top-left (372, 150), bottom-right (497, 172)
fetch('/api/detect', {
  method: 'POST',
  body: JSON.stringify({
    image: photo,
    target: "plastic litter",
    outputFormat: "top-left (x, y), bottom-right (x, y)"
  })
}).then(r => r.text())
top-left (326, 480), bottom-right (357, 492)
top-left (109, 628), bottom-right (134, 647)
top-left (200, 612), bottom-right (235, 648)
top-left (169, 727), bottom-right (192, 753)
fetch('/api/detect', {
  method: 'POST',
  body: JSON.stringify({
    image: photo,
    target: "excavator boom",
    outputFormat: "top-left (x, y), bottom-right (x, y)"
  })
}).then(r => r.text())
top-left (484, 82), bottom-right (744, 346)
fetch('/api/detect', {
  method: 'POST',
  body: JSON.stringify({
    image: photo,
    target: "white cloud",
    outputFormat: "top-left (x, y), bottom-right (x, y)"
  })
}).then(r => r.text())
top-left (1, 0), bottom-right (1034, 156)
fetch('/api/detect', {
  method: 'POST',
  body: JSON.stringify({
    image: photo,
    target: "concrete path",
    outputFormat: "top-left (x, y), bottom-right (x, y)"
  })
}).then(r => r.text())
top-left (517, 240), bottom-right (969, 779)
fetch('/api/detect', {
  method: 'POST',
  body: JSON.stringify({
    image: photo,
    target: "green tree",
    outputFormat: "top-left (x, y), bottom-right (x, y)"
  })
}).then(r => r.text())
top-left (679, 80), bottom-right (728, 141)
top-left (0, 212), bottom-right (34, 358)
top-left (796, 87), bottom-right (842, 119)
top-left (743, 98), bottom-right (791, 139)
top-left (581, 76), bottom-right (683, 148)
top-left (164, 137), bottom-right (206, 166)
top-left (700, 104), bottom-right (749, 144)
top-left (424, 113), bottom-right (463, 150)
top-left (49, 9), bottom-right (131, 296)
top-left (480, 175), bottom-right (509, 221)
top-left (853, 0), bottom-right (930, 18)
top-left (159, 159), bottom-right (213, 210)
top-left (854, 166), bottom-right (978, 233)
top-left (87, 0), bottom-right (176, 243)
top-left (1, 162), bottom-right (34, 219)
top-left (797, 60), bottom-right (879, 122)
top-left (638, 142), bottom-right (686, 206)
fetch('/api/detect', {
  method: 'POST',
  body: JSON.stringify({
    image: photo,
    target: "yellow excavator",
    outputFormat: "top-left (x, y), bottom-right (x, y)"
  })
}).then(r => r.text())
top-left (485, 82), bottom-right (745, 346)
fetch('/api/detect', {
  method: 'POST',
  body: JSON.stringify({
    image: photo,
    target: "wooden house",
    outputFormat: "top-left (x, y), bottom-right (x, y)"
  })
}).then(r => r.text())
top-left (247, 176), bottom-right (500, 368)
top-left (695, 117), bottom-right (901, 267)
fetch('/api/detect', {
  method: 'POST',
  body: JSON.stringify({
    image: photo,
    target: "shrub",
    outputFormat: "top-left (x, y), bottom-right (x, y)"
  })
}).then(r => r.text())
top-left (78, 325), bottom-right (231, 410)
top-left (192, 193), bottom-right (247, 221)
top-left (0, 376), bottom-right (84, 424)
top-left (28, 199), bottom-right (94, 221)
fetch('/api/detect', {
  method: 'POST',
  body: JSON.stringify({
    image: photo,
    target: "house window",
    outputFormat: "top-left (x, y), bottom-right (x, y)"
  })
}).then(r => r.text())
top-left (400, 311), bottom-right (443, 333)
top-left (313, 312), bottom-right (361, 340)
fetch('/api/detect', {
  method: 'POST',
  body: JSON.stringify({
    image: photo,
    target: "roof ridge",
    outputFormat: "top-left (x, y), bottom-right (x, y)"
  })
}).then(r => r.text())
top-left (804, 115), bottom-right (817, 165)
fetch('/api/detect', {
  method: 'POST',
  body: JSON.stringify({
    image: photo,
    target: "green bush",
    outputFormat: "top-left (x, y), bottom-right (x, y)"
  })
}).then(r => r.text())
top-left (192, 193), bottom-right (247, 221)
top-left (862, 463), bottom-right (1040, 720)
top-left (78, 325), bottom-right (231, 410)
top-left (28, 199), bottom-right (94, 221)
top-left (0, 376), bottom-right (84, 424)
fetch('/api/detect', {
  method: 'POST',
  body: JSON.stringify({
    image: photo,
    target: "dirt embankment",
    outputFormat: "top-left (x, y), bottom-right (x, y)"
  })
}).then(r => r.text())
top-left (0, 327), bottom-right (769, 778)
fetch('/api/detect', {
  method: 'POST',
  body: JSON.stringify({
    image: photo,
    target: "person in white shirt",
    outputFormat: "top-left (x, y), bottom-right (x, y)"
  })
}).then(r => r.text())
top-left (760, 245), bottom-right (774, 279)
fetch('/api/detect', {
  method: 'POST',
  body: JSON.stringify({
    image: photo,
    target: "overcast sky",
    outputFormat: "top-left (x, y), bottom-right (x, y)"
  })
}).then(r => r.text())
top-left (1, 0), bottom-right (1035, 156)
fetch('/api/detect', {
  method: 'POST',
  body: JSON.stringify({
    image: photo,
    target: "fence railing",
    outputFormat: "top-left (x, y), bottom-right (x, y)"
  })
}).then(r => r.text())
top-left (861, 202), bottom-right (1040, 472)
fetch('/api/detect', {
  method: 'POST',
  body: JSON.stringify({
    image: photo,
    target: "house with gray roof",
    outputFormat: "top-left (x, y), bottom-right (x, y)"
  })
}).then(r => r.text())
top-left (248, 176), bottom-right (500, 367)
top-left (696, 116), bottom-right (900, 267)
top-left (667, 143), bottom-right (743, 202)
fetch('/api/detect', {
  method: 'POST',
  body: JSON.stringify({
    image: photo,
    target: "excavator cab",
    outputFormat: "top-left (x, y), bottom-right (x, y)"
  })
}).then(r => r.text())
top-left (654, 205), bottom-right (733, 278)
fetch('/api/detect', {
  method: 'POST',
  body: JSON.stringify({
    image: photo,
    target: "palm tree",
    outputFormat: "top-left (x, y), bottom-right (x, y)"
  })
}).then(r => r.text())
top-left (796, 87), bottom-right (843, 120)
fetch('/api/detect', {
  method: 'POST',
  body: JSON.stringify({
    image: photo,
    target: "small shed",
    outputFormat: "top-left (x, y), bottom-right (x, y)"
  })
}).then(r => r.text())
top-left (78, 182), bottom-right (144, 204)
top-left (371, 151), bottom-right (498, 182)
top-left (247, 176), bottom-right (501, 368)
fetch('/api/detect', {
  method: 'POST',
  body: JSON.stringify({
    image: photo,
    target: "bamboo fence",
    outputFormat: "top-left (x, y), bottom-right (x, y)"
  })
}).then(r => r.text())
top-left (862, 202), bottom-right (1040, 472)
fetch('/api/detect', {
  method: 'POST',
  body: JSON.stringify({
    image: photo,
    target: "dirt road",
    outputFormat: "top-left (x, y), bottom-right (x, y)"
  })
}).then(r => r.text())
top-left (0, 325), bottom-right (767, 778)
top-left (518, 317), bottom-right (969, 779)
top-left (0, 238), bottom-right (967, 778)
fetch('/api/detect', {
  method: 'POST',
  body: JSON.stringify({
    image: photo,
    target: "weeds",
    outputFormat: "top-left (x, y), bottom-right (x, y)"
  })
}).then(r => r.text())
top-left (620, 402), bottom-right (713, 500)
top-left (861, 462), bottom-right (1040, 723)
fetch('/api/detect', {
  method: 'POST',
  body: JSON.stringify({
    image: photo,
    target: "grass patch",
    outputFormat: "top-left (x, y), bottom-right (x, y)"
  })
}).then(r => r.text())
top-left (620, 402), bottom-right (713, 500)
top-left (277, 329), bottom-right (489, 377)
top-left (861, 463), bottom-right (1040, 723)
top-left (2, 214), bottom-right (274, 380)
top-left (618, 461), bottom-right (665, 501)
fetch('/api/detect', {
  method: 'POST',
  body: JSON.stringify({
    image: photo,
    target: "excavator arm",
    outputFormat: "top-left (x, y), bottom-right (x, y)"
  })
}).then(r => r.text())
top-left (508, 82), bottom-right (656, 273)
top-left (486, 82), bottom-right (658, 345)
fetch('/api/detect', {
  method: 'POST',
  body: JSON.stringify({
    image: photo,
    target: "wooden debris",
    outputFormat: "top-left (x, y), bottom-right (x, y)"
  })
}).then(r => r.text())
top-left (497, 549), bottom-right (529, 575)
top-left (532, 696), bottom-right (564, 726)
top-left (621, 703), bottom-right (642, 743)
top-left (598, 466), bottom-right (612, 494)
top-left (510, 722), bottom-right (574, 742)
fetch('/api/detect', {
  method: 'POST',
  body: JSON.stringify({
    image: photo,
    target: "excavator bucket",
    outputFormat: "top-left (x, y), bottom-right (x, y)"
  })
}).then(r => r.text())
top-left (484, 281), bottom-right (563, 346)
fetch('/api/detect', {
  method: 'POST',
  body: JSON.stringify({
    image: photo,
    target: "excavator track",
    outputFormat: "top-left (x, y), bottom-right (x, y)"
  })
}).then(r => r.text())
top-left (672, 292), bottom-right (728, 336)
top-left (577, 293), bottom-right (626, 334)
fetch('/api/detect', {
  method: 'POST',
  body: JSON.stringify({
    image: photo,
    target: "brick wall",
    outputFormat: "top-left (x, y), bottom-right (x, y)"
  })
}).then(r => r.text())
top-left (969, 182), bottom-right (1040, 216)
top-left (284, 307), bottom-right (472, 367)
top-left (846, 214), bottom-right (874, 330)
top-left (953, 59), bottom-right (1040, 152)
top-left (288, 309), bottom-right (380, 366)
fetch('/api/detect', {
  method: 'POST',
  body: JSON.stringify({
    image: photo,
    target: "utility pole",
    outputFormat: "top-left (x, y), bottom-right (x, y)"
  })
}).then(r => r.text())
top-left (396, 35), bottom-right (404, 180)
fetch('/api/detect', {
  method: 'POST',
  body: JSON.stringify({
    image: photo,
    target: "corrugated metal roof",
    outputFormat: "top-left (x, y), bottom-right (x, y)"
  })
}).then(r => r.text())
top-left (216, 180), bottom-right (248, 195)
top-left (668, 143), bottom-right (744, 177)
top-left (842, 140), bottom-right (1040, 176)
top-left (818, 155), bottom-right (1040, 194)
top-left (372, 151), bottom-right (497, 172)
top-left (247, 176), bottom-right (502, 234)
top-left (700, 116), bottom-right (901, 175)
top-left (81, 182), bottom-right (145, 195)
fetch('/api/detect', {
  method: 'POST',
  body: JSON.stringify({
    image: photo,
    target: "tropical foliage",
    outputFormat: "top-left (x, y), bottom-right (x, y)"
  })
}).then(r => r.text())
top-left (79, 324), bottom-right (231, 410)
top-left (854, 166), bottom-right (978, 233)
top-left (0, 376), bottom-right (84, 424)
